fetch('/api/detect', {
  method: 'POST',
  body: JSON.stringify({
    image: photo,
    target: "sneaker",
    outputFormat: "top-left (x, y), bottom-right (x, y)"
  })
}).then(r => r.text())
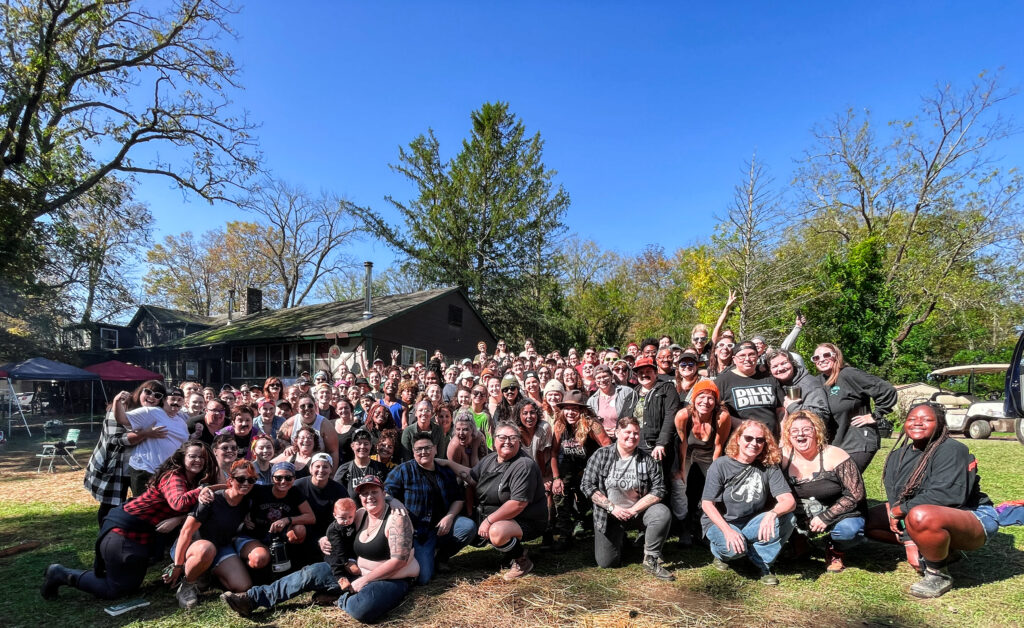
top-left (909, 568), bottom-right (952, 598)
top-left (759, 571), bottom-right (780, 586)
top-left (220, 591), bottom-right (253, 617)
top-left (711, 557), bottom-right (731, 572)
top-left (642, 555), bottom-right (676, 581)
top-left (176, 580), bottom-right (199, 609)
top-left (503, 553), bottom-right (534, 581)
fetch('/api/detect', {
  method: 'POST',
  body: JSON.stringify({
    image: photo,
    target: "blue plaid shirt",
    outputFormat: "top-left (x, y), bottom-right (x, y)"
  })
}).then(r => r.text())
top-left (384, 459), bottom-right (463, 541)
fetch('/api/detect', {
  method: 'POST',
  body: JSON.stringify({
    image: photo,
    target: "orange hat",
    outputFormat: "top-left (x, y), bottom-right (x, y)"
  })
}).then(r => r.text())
top-left (690, 379), bottom-right (719, 402)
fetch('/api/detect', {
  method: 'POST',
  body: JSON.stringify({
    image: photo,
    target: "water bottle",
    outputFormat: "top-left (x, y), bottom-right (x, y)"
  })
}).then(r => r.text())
top-left (270, 534), bottom-right (291, 573)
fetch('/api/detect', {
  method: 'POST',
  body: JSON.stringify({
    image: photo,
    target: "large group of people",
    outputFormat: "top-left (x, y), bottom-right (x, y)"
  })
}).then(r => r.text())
top-left (41, 307), bottom-right (1001, 622)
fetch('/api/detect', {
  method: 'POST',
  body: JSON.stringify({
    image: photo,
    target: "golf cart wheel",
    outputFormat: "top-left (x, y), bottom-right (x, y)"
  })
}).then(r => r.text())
top-left (967, 419), bottom-right (992, 440)
top-left (1015, 418), bottom-right (1024, 445)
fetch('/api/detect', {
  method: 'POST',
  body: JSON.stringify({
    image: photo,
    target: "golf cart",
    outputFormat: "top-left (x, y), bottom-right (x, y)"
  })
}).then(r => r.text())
top-left (1004, 327), bottom-right (1024, 445)
top-left (927, 364), bottom-right (1010, 439)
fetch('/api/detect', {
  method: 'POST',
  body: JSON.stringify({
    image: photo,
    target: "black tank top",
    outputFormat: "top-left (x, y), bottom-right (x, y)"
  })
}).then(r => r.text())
top-left (353, 505), bottom-right (392, 562)
top-left (686, 412), bottom-right (717, 466)
top-left (785, 451), bottom-right (843, 504)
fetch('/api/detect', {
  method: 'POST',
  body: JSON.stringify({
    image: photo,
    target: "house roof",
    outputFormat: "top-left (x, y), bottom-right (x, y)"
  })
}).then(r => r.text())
top-left (158, 287), bottom-right (467, 348)
top-left (129, 305), bottom-right (218, 328)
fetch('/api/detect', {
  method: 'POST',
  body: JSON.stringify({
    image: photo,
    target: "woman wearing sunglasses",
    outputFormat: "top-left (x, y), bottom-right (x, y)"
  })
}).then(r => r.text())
top-left (812, 343), bottom-right (898, 472)
top-left (706, 331), bottom-right (736, 379)
top-left (124, 380), bottom-right (191, 497)
top-left (165, 460), bottom-right (260, 609)
top-left (701, 420), bottom-right (796, 585)
top-left (236, 460), bottom-right (316, 573)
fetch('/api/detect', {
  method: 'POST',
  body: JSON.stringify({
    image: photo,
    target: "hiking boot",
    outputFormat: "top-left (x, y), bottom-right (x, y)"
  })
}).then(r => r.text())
top-left (41, 564), bottom-right (82, 600)
top-left (759, 570), bottom-right (780, 586)
top-left (643, 555), bottom-right (676, 581)
top-left (825, 546), bottom-right (846, 573)
top-left (176, 580), bottom-right (199, 609)
top-left (909, 567), bottom-right (953, 598)
top-left (711, 557), bottom-right (731, 572)
top-left (503, 552), bottom-right (534, 581)
top-left (220, 591), bottom-right (253, 617)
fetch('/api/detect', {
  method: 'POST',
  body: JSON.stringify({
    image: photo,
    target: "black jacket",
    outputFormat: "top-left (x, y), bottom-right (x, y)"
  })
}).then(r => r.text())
top-left (633, 380), bottom-right (680, 450)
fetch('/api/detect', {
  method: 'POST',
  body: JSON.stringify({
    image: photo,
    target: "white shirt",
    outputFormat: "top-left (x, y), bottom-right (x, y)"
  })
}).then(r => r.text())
top-left (127, 406), bottom-right (190, 473)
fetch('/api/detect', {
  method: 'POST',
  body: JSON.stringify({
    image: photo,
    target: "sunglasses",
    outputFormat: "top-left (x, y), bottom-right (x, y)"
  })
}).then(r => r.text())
top-left (502, 386), bottom-right (518, 393)
top-left (811, 352), bottom-right (835, 363)
top-left (142, 388), bottom-right (164, 400)
top-left (272, 475), bottom-right (294, 482)
top-left (269, 384), bottom-right (282, 389)
top-left (471, 391), bottom-right (486, 397)
top-left (298, 404), bottom-right (316, 410)
top-left (232, 476), bottom-right (257, 485)
top-left (716, 342), bottom-right (735, 350)
top-left (217, 446), bottom-right (238, 453)
top-left (741, 435), bottom-right (766, 445)
top-left (679, 360), bottom-right (697, 367)
top-left (692, 336), bottom-right (708, 343)
top-left (207, 408), bottom-right (225, 415)
top-left (612, 366), bottom-right (628, 372)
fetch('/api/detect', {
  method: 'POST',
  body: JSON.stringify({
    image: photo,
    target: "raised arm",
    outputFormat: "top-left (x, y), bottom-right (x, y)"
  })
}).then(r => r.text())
top-left (711, 289), bottom-right (737, 344)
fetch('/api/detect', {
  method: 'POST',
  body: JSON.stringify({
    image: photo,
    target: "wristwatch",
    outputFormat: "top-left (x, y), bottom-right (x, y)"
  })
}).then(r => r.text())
top-left (605, 503), bottom-right (615, 513)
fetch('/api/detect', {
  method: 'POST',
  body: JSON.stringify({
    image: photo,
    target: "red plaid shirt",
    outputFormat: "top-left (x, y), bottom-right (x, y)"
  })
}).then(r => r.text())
top-left (113, 472), bottom-right (201, 544)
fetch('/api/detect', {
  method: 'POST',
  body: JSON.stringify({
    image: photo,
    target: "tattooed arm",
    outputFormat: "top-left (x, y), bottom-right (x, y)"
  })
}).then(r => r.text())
top-left (351, 505), bottom-right (416, 591)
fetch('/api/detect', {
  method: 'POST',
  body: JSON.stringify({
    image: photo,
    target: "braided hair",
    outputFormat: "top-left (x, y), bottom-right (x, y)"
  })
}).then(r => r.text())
top-left (880, 401), bottom-right (950, 505)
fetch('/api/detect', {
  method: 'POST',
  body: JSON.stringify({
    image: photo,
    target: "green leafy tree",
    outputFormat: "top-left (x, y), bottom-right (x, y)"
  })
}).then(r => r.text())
top-left (356, 102), bottom-right (570, 343)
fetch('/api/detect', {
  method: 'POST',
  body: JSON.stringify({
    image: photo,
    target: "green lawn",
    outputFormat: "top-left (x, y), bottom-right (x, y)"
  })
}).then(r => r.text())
top-left (1, 437), bottom-right (1022, 627)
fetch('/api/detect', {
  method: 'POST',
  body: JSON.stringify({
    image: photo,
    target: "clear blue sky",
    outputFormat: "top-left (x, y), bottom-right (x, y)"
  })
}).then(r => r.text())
top-left (136, 1), bottom-right (1024, 272)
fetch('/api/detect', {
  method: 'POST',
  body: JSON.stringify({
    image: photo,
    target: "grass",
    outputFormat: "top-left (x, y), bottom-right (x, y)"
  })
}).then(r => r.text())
top-left (1, 433), bottom-right (1023, 627)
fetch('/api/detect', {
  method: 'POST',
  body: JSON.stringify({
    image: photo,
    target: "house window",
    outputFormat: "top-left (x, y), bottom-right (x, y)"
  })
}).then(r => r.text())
top-left (230, 346), bottom-right (266, 379)
top-left (100, 328), bottom-right (119, 350)
top-left (401, 345), bottom-right (427, 367)
top-left (269, 344), bottom-right (284, 377)
top-left (314, 341), bottom-right (332, 374)
top-left (448, 304), bottom-right (463, 326)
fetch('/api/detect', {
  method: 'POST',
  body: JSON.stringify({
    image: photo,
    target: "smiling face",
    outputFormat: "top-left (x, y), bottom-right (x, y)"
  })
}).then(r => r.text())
top-left (615, 422), bottom-right (640, 454)
top-left (811, 346), bottom-right (837, 374)
top-left (310, 459), bottom-right (332, 483)
top-left (635, 365), bottom-right (656, 389)
top-left (736, 423), bottom-right (767, 463)
top-left (376, 437), bottom-right (395, 461)
top-left (426, 383), bottom-right (442, 406)
top-left (715, 340), bottom-right (734, 360)
top-left (693, 391), bottom-right (717, 416)
top-left (456, 388), bottom-right (470, 407)
top-left (733, 347), bottom-right (758, 376)
top-left (184, 445), bottom-right (206, 475)
top-left (594, 369), bottom-right (613, 392)
top-left (358, 484), bottom-right (385, 513)
top-left (904, 405), bottom-right (939, 443)
top-left (232, 411), bottom-right (253, 435)
top-left (294, 430), bottom-right (315, 455)
top-left (436, 407), bottom-right (452, 430)
top-left (769, 353), bottom-right (794, 382)
top-left (351, 436), bottom-right (372, 460)
top-left (415, 401), bottom-right (433, 428)
top-left (253, 438), bottom-right (275, 463)
top-left (215, 441), bottom-right (238, 466)
top-left (205, 402), bottom-right (226, 430)
top-left (494, 425), bottom-right (521, 461)
top-left (787, 418), bottom-right (818, 454)
top-left (454, 419), bottom-right (473, 444)
top-left (519, 403), bottom-right (539, 429)
top-left (562, 405), bottom-right (581, 425)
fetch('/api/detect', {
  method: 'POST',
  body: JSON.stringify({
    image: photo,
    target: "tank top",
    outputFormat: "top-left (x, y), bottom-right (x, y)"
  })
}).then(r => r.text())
top-left (784, 451), bottom-right (844, 520)
top-left (686, 412), bottom-right (718, 467)
top-left (353, 504), bottom-right (392, 562)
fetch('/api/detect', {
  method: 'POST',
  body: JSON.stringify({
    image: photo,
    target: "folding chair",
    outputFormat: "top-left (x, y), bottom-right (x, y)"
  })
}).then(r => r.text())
top-left (36, 428), bottom-right (82, 473)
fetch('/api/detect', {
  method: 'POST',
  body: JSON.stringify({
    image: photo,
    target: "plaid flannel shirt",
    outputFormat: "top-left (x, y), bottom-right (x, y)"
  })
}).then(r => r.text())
top-left (83, 413), bottom-right (134, 506)
top-left (114, 471), bottom-right (201, 544)
top-left (384, 459), bottom-right (462, 542)
top-left (580, 444), bottom-right (666, 534)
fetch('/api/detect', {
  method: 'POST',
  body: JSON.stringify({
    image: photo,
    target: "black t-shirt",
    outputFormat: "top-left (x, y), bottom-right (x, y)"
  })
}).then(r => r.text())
top-left (471, 450), bottom-right (547, 526)
top-left (714, 369), bottom-right (785, 437)
top-left (192, 490), bottom-right (250, 547)
top-left (249, 484), bottom-right (307, 537)
top-left (700, 456), bottom-right (791, 534)
top-left (333, 459), bottom-right (390, 499)
top-left (293, 476), bottom-right (347, 540)
top-left (187, 416), bottom-right (216, 446)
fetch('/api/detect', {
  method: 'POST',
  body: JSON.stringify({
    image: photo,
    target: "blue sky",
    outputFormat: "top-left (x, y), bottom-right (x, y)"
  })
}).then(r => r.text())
top-left (135, 1), bottom-right (1024, 271)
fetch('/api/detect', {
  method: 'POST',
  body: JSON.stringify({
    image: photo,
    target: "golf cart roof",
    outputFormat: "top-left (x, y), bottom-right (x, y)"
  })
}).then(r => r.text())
top-left (929, 364), bottom-right (1011, 377)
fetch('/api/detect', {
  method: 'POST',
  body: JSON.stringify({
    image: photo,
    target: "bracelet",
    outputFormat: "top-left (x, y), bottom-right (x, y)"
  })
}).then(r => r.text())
top-left (485, 516), bottom-right (492, 524)
top-left (173, 564), bottom-right (184, 570)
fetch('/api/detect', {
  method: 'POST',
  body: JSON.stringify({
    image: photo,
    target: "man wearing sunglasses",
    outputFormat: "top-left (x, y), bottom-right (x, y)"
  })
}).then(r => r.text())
top-left (278, 394), bottom-right (341, 467)
top-left (714, 341), bottom-right (786, 438)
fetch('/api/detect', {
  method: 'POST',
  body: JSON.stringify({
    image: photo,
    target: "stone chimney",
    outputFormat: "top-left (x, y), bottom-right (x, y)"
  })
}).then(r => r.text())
top-left (243, 287), bottom-right (263, 315)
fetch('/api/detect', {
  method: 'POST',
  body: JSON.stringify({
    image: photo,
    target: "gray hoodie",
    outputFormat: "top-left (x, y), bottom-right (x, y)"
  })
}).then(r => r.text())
top-left (782, 362), bottom-right (830, 422)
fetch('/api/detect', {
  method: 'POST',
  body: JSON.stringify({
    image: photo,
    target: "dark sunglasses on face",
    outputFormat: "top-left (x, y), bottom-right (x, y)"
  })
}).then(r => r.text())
top-left (142, 388), bottom-right (164, 400)
top-left (472, 391), bottom-right (486, 397)
top-left (612, 366), bottom-right (627, 372)
top-left (299, 404), bottom-right (316, 410)
top-left (692, 336), bottom-right (707, 343)
top-left (741, 435), bottom-right (766, 445)
top-left (811, 352), bottom-right (835, 363)
top-left (269, 384), bottom-right (282, 389)
top-left (273, 475), bottom-right (294, 482)
top-left (679, 360), bottom-right (697, 367)
top-left (502, 386), bottom-right (518, 393)
top-left (232, 476), bottom-right (257, 485)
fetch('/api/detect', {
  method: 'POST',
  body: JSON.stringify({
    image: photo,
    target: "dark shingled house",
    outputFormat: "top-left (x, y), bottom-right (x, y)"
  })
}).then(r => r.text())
top-left (110, 287), bottom-right (495, 386)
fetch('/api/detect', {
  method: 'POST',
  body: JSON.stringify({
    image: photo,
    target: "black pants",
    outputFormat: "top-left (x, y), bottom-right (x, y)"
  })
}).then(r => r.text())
top-left (75, 532), bottom-right (149, 600)
top-left (848, 451), bottom-right (876, 473)
top-left (97, 484), bottom-right (131, 526)
top-left (128, 466), bottom-right (152, 499)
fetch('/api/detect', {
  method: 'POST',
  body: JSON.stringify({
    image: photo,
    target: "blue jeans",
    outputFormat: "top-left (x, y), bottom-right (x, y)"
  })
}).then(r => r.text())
top-left (706, 511), bottom-right (796, 573)
top-left (413, 516), bottom-right (477, 585)
top-left (248, 561), bottom-right (411, 623)
top-left (828, 516), bottom-right (865, 551)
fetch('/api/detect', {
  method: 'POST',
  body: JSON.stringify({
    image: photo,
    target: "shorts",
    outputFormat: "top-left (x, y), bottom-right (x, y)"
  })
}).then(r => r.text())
top-left (170, 536), bottom-right (253, 568)
top-left (515, 518), bottom-right (547, 543)
top-left (970, 504), bottom-right (999, 540)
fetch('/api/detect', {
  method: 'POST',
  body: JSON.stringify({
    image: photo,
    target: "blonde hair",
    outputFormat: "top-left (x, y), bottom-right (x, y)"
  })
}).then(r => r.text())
top-left (779, 410), bottom-right (827, 454)
top-left (815, 343), bottom-right (845, 387)
top-left (724, 420), bottom-right (781, 466)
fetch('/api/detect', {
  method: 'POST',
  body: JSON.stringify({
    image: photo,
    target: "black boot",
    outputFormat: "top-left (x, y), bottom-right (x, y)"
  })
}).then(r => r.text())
top-left (41, 564), bottom-right (83, 600)
top-left (909, 558), bottom-right (953, 598)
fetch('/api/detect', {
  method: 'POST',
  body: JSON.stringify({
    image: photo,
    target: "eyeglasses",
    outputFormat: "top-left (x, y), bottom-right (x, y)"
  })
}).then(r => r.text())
top-left (716, 342), bottom-right (735, 350)
top-left (612, 366), bottom-right (628, 372)
top-left (495, 434), bottom-right (521, 443)
top-left (789, 428), bottom-right (815, 436)
top-left (207, 408), bottom-right (225, 415)
top-left (741, 435), bottom-right (766, 445)
top-left (272, 475), bottom-right (294, 482)
top-left (142, 388), bottom-right (164, 400)
top-left (734, 353), bottom-right (757, 362)
top-left (232, 476), bottom-right (257, 485)
top-left (298, 404), bottom-right (316, 410)
top-left (692, 336), bottom-right (708, 343)
top-left (811, 352), bottom-right (835, 363)
top-left (413, 446), bottom-right (434, 454)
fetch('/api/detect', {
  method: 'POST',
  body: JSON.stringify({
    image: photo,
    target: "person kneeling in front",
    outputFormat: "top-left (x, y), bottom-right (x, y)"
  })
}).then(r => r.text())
top-left (580, 416), bottom-right (675, 580)
top-left (221, 475), bottom-right (417, 623)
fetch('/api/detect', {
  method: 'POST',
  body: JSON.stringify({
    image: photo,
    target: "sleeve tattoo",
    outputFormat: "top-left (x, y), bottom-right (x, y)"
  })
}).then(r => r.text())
top-left (387, 513), bottom-right (414, 562)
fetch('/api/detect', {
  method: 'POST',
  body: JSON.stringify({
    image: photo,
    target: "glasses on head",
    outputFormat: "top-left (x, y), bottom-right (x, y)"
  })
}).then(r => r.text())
top-left (741, 435), bottom-right (766, 445)
top-left (298, 404), bottom-right (316, 410)
top-left (142, 388), bottom-right (164, 400)
top-left (716, 342), bottom-right (735, 350)
top-left (232, 476), bottom-right (257, 485)
top-left (789, 428), bottom-right (815, 436)
top-left (413, 446), bottom-right (434, 454)
top-left (272, 475), bottom-right (294, 482)
top-left (811, 352), bottom-right (835, 363)
top-left (495, 434), bottom-right (520, 444)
